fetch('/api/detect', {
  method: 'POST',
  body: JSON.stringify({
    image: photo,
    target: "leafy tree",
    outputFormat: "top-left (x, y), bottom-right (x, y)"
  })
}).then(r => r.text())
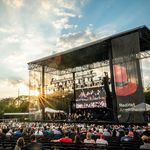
top-left (144, 91), bottom-right (150, 104)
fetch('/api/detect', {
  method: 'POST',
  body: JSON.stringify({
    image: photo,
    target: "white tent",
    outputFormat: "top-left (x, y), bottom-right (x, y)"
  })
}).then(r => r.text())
top-left (124, 102), bottom-right (150, 112)
top-left (32, 107), bottom-right (65, 120)
top-left (134, 102), bottom-right (150, 111)
top-left (33, 107), bottom-right (64, 114)
top-left (45, 107), bottom-right (64, 113)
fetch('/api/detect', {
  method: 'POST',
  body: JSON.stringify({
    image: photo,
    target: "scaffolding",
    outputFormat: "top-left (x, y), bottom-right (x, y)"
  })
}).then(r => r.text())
top-left (28, 26), bottom-right (150, 123)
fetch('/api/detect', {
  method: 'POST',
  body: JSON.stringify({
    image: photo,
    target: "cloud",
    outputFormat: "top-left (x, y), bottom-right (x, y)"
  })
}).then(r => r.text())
top-left (52, 18), bottom-right (78, 29)
top-left (96, 24), bottom-right (118, 38)
top-left (39, 0), bottom-right (81, 30)
top-left (54, 8), bottom-right (76, 17)
top-left (56, 24), bottom-right (117, 51)
top-left (0, 53), bottom-right (27, 81)
top-left (56, 26), bottom-right (96, 51)
top-left (39, 0), bottom-right (78, 17)
top-left (3, 0), bottom-right (24, 8)
top-left (0, 79), bottom-right (29, 98)
top-left (0, 27), bottom-right (16, 33)
top-left (0, 0), bottom-right (89, 98)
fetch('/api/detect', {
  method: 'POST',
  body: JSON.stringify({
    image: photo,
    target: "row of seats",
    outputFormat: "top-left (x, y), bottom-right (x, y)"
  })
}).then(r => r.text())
top-left (0, 136), bottom-right (147, 150)
top-left (0, 142), bottom-right (148, 150)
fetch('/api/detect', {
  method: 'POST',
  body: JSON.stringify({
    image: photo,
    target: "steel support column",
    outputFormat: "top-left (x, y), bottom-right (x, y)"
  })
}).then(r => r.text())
top-left (108, 44), bottom-right (118, 122)
top-left (41, 65), bottom-right (45, 121)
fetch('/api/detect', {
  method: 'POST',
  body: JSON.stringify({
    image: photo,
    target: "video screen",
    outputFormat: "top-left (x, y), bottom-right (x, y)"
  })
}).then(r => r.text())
top-left (76, 86), bottom-right (107, 109)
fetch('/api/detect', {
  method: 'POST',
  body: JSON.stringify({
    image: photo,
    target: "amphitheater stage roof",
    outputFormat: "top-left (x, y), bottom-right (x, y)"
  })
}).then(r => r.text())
top-left (28, 25), bottom-right (150, 70)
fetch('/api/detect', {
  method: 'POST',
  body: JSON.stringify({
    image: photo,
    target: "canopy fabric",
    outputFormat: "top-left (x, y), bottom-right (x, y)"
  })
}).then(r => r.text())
top-left (33, 107), bottom-right (64, 114)
top-left (45, 107), bottom-right (64, 113)
top-left (124, 102), bottom-right (150, 112)
top-left (134, 102), bottom-right (150, 111)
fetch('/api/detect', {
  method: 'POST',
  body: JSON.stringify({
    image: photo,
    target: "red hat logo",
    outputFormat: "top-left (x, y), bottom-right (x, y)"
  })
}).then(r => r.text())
top-left (113, 65), bottom-right (137, 96)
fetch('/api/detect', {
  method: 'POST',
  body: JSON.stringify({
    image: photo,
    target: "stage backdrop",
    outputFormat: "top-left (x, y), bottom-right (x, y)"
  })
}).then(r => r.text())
top-left (111, 32), bottom-right (146, 123)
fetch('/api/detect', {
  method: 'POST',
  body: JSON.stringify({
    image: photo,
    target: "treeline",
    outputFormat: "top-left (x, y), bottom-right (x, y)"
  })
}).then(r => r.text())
top-left (0, 92), bottom-right (73, 116)
top-left (0, 91), bottom-right (150, 116)
top-left (0, 96), bottom-right (29, 116)
top-left (144, 91), bottom-right (150, 104)
top-left (43, 91), bottom-right (73, 113)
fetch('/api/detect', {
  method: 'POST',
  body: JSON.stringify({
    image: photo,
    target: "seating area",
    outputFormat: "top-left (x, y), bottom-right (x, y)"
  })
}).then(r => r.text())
top-left (0, 138), bottom-right (147, 150)
top-left (0, 122), bottom-right (150, 150)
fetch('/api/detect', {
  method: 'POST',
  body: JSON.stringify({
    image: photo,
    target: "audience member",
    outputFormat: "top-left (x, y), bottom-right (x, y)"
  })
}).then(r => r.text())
top-left (22, 135), bottom-right (42, 150)
top-left (84, 133), bottom-right (95, 144)
top-left (140, 136), bottom-right (150, 149)
top-left (120, 130), bottom-right (133, 142)
top-left (52, 132), bottom-right (73, 143)
top-left (14, 137), bottom-right (25, 150)
top-left (74, 134), bottom-right (82, 144)
top-left (0, 121), bottom-right (149, 149)
top-left (96, 135), bottom-right (108, 145)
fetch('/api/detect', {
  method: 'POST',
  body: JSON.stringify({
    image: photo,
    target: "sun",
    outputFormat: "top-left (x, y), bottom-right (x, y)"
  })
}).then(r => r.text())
top-left (30, 90), bottom-right (40, 96)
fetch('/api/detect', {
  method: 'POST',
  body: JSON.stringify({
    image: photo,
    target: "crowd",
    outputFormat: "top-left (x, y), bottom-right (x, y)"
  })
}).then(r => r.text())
top-left (76, 100), bottom-right (106, 108)
top-left (0, 121), bottom-right (150, 149)
top-left (69, 108), bottom-right (112, 121)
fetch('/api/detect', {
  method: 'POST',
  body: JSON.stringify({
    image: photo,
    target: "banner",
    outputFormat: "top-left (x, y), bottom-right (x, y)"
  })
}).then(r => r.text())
top-left (111, 32), bottom-right (146, 123)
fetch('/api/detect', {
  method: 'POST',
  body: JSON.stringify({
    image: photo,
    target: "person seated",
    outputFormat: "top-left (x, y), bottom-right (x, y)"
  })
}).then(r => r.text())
top-left (14, 129), bottom-right (22, 138)
top-left (22, 135), bottom-right (42, 150)
top-left (120, 130), bottom-right (133, 142)
top-left (103, 128), bottom-right (111, 137)
top-left (96, 135), bottom-right (108, 145)
top-left (52, 132), bottom-right (73, 143)
top-left (6, 129), bottom-right (13, 138)
top-left (74, 134), bottom-right (82, 144)
top-left (0, 128), bottom-right (6, 140)
top-left (142, 126), bottom-right (150, 137)
top-left (14, 137), bottom-right (25, 150)
top-left (109, 129), bottom-right (120, 143)
top-left (34, 128), bottom-right (43, 137)
top-left (84, 133), bottom-right (95, 144)
top-left (140, 136), bottom-right (150, 149)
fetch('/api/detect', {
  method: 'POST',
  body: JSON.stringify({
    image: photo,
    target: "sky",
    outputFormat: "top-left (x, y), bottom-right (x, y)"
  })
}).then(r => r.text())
top-left (0, 0), bottom-right (150, 98)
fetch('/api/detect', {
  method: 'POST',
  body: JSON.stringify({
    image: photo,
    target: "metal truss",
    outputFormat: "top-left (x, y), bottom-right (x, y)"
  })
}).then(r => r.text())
top-left (28, 60), bottom-right (109, 75)
top-left (46, 60), bottom-right (109, 75)
top-left (28, 63), bottom-right (42, 72)
top-left (28, 50), bottom-right (150, 75)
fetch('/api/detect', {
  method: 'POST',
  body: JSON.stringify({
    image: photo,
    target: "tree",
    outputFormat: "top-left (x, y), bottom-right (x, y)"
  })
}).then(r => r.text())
top-left (144, 91), bottom-right (150, 104)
